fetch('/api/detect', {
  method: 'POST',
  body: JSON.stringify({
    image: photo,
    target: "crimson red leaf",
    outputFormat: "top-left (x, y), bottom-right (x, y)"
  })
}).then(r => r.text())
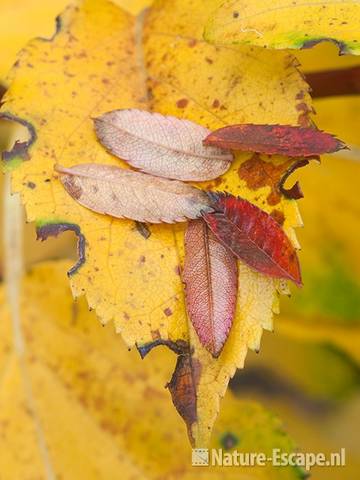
top-left (204, 124), bottom-right (346, 157)
top-left (183, 220), bottom-right (238, 357)
top-left (203, 193), bottom-right (302, 286)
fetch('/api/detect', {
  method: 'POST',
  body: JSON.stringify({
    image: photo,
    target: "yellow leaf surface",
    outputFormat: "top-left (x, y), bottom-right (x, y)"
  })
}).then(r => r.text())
top-left (0, 260), bottom-right (305, 480)
top-left (0, 0), bottom-right (152, 82)
top-left (0, 0), bottom-right (70, 82)
top-left (204, 0), bottom-right (360, 55)
top-left (0, 0), bottom-right (311, 445)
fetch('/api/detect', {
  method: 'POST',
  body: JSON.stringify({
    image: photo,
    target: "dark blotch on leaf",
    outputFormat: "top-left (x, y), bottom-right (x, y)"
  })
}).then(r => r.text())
top-left (0, 83), bottom-right (6, 103)
top-left (176, 98), bottom-right (189, 108)
top-left (62, 175), bottom-right (83, 200)
top-left (135, 221), bottom-right (151, 239)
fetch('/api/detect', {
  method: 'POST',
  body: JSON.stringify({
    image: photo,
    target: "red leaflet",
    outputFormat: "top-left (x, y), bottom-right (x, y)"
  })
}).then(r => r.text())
top-left (203, 193), bottom-right (302, 286)
top-left (204, 124), bottom-right (346, 157)
top-left (183, 220), bottom-right (238, 357)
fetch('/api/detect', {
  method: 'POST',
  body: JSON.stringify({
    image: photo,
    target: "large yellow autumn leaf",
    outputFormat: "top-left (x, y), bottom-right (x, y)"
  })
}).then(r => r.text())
top-left (0, 0), bottom-right (312, 445)
top-left (0, 260), bottom-right (305, 480)
top-left (204, 0), bottom-right (360, 54)
top-left (0, 0), bottom-right (152, 82)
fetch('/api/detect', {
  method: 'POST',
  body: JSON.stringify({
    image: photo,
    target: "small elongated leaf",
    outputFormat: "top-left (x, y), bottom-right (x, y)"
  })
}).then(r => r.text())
top-left (203, 193), bottom-right (302, 286)
top-left (55, 164), bottom-right (213, 224)
top-left (204, 124), bottom-right (346, 157)
top-left (183, 220), bottom-right (238, 357)
top-left (94, 109), bottom-right (233, 181)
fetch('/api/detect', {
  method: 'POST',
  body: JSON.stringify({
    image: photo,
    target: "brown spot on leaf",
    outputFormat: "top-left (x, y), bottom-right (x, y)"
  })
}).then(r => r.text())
top-left (176, 98), bottom-right (189, 109)
top-left (296, 102), bottom-right (313, 127)
top-left (62, 176), bottom-right (82, 200)
top-left (0, 83), bottom-right (6, 102)
top-left (163, 307), bottom-right (173, 317)
top-left (151, 329), bottom-right (161, 340)
top-left (238, 154), bottom-right (293, 206)
top-left (270, 209), bottom-right (285, 225)
top-left (26, 181), bottom-right (36, 189)
top-left (135, 221), bottom-right (151, 239)
top-left (100, 419), bottom-right (119, 435)
top-left (212, 99), bottom-right (220, 108)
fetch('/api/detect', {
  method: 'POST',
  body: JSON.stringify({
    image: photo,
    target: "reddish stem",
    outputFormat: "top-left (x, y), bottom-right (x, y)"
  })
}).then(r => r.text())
top-left (306, 66), bottom-right (360, 98)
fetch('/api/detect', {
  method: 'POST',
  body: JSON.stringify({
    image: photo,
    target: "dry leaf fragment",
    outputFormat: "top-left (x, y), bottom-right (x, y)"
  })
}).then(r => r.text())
top-left (94, 109), bottom-right (233, 181)
top-left (183, 219), bottom-right (238, 357)
top-left (203, 193), bottom-right (302, 286)
top-left (204, 124), bottom-right (346, 157)
top-left (55, 163), bottom-right (213, 223)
